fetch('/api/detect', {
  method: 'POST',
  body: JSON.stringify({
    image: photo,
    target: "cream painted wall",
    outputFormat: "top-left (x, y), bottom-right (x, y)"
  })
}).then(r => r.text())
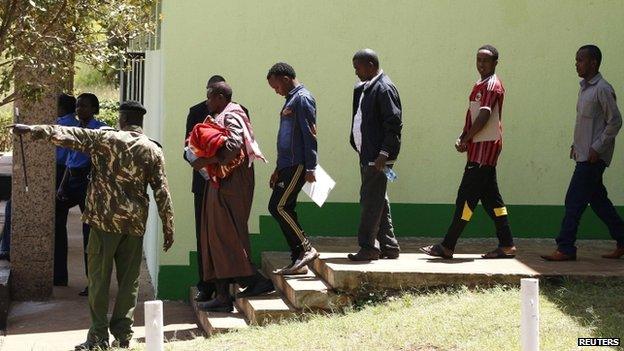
top-left (155, 0), bottom-right (624, 265)
top-left (143, 50), bottom-right (164, 288)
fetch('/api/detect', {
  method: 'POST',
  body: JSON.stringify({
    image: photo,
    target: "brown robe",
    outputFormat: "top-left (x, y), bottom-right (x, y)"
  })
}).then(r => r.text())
top-left (200, 114), bottom-right (255, 281)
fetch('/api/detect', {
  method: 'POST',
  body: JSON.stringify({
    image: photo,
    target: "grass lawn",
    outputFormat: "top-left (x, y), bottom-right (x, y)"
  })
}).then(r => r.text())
top-left (127, 279), bottom-right (623, 351)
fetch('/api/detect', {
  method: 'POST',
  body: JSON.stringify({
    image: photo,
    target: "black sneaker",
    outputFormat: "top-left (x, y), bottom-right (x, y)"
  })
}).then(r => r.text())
top-left (289, 247), bottom-right (320, 272)
top-left (78, 287), bottom-right (89, 296)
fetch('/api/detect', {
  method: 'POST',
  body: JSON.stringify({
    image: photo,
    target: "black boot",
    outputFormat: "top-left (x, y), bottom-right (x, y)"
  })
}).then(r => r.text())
top-left (198, 279), bottom-right (232, 312)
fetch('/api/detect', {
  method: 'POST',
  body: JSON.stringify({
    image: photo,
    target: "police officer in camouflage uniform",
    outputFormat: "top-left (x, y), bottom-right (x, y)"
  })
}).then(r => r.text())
top-left (11, 101), bottom-right (175, 350)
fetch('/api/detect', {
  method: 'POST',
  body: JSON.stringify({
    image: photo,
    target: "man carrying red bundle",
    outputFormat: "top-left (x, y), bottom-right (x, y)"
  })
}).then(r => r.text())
top-left (187, 82), bottom-right (274, 312)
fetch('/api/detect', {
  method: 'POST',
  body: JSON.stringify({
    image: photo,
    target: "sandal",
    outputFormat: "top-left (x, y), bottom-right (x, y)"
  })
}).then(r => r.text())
top-left (420, 244), bottom-right (454, 259)
top-left (481, 246), bottom-right (517, 259)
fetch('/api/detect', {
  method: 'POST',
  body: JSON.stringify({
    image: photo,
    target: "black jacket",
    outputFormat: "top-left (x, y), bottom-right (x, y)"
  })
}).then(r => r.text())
top-left (184, 101), bottom-right (210, 195)
top-left (350, 73), bottom-right (402, 165)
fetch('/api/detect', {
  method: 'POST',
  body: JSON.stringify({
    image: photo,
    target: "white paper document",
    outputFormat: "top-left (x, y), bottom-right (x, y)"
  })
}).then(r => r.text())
top-left (302, 165), bottom-right (336, 207)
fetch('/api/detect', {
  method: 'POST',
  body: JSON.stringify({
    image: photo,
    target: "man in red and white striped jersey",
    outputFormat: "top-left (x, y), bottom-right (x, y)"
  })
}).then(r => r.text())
top-left (421, 45), bottom-right (516, 259)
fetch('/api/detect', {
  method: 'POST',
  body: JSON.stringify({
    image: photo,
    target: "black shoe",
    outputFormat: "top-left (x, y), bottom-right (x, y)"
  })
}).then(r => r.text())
top-left (75, 340), bottom-right (109, 350)
top-left (347, 249), bottom-right (380, 261)
top-left (112, 339), bottom-right (130, 349)
top-left (380, 249), bottom-right (400, 259)
top-left (420, 244), bottom-right (454, 259)
top-left (78, 287), bottom-right (89, 296)
top-left (194, 289), bottom-right (214, 302)
top-left (237, 279), bottom-right (275, 298)
top-left (0, 252), bottom-right (9, 261)
top-left (198, 297), bottom-right (233, 312)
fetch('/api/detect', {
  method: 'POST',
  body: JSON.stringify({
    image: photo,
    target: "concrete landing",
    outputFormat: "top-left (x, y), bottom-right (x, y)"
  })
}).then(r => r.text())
top-left (309, 237), bottom-right (624, 291)
top-left (234, 290), bottom-right (295, 326)
top-left (190, 287), bottom-right (248, 336)
top-left (262, 252), bottom-right (351, 310)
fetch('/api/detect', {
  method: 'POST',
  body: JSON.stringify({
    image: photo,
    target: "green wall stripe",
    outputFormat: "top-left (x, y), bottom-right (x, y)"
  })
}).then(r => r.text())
top-left (157, 202), bottom-right (624, 300)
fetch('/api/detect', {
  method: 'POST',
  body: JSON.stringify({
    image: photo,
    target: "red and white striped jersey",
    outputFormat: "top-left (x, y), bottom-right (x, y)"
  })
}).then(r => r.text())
top-left (463, 74), bottom-right (505, 166)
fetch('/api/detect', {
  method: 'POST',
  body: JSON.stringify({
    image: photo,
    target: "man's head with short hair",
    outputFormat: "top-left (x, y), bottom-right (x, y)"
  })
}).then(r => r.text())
top-left (576, 44), bottom-right (602, 79)
top-left (206, 75), bottom-right (226, 89)
top-left (352, 48), bottom-right (380, 82)
top-left (57, 93), bottom-right (76, 117)
top-left (478, 45), bottom-right (499, 61)
top-left (578, 45), bottom-right (602, 66)
top-left (118, 100), bottom-right (147, 129)
top-left (267, 62), bottom-right (298, 97)
top-left (476, 44), bottom-right (499, 79)
top-left (267, 62), bottom-right (296, 80)
top-left (206, 81), bottom-right (232, 115)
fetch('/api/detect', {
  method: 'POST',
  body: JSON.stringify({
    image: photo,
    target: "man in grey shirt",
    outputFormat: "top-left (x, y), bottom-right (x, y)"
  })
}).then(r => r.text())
top-left (542, 45), bottom-right (624, 261)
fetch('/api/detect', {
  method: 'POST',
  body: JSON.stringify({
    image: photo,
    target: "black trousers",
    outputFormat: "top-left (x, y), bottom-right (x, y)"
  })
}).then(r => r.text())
top-left (268, 165), bottom-right (311, 261)
top-left (441, 162), bottom-right (514, 251)
top-left (193, 191), bottom-right (213, 293)
top-left (357, 165), bottom-right (400, 253)
top-left (54, 174), bottom-right (90, 284)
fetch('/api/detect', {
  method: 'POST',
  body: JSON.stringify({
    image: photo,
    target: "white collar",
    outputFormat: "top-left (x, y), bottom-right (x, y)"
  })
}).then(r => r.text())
top-left (355, 69), bottom-right (384, 89)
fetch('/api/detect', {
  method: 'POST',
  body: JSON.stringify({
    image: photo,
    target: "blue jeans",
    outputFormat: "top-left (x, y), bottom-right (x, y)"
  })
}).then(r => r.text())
top-left (556, 161), bottom-right (624, 255)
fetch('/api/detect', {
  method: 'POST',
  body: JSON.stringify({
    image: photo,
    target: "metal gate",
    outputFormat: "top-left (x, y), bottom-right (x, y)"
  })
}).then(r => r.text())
top-left (119, 52), bottom-right (145, 104)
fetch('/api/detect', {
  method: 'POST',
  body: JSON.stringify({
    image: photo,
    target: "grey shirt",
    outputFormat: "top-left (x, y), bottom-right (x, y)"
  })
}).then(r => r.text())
top-left (573, 73), bottom-right (622, 166)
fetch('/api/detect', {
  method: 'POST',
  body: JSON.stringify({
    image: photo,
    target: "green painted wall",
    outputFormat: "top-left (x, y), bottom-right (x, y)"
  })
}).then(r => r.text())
top-left (152, 0), bottom-right (624, 299)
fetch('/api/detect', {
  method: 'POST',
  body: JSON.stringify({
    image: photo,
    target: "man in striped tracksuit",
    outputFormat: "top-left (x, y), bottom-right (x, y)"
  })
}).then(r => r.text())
top-left (266, 62), bottom-right (320, 275)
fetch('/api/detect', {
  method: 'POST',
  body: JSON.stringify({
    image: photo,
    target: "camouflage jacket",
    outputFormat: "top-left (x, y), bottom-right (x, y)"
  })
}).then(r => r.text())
top-left (31, 125), bottom-right (174, 237)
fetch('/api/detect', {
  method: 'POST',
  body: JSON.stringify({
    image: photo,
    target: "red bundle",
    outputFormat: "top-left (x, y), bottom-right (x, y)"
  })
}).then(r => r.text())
top-left (187, 120), bottom-right (244, 184)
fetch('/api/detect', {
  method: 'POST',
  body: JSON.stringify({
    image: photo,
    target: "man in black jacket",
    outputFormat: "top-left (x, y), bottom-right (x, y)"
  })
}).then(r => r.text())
top-left (184, 74), bottom-right (225, 301)
top-left (348, 49), bottom-right (402, 261)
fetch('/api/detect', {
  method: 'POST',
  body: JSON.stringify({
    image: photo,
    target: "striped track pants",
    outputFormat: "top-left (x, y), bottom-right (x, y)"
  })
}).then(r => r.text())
top-left (268, 165), bottom-right (312, 260)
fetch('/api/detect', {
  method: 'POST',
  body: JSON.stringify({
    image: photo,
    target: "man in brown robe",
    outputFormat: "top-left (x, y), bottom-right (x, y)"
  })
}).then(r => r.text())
top-left (190, 82), bottom-right (273, 312)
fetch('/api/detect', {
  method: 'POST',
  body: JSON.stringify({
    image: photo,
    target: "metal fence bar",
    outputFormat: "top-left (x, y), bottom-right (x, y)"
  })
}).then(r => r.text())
top-left (119, 52), bottom-right (146, 105)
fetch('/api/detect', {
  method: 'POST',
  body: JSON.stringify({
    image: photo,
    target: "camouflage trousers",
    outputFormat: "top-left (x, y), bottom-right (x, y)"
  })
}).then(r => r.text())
top-left (87, 228), bottom-right (143, 343)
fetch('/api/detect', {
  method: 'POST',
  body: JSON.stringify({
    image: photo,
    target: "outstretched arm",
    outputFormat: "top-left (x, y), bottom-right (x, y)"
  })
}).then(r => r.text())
top-left (11, 124), bottom-right (101, 154)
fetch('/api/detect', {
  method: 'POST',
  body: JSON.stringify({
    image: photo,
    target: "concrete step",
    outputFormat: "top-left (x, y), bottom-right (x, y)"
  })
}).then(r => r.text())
top-left (311, 252), bottom-right (531, 291)
top-left (234, 289), bottom-right (296, 326)
top-left (261, 252), bottom-right (350, 310)
top-left (0, 261), bottom-right (10, 330)
top-left (189, 287), bottom-right (248, 336)
top-left (309, 237), bottom-right (624, 292)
